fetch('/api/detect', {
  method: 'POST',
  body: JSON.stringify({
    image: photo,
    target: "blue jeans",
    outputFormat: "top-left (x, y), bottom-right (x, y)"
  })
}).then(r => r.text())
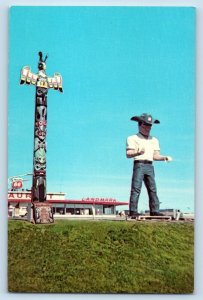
top-left (129, 162), bottom-right (160, 213)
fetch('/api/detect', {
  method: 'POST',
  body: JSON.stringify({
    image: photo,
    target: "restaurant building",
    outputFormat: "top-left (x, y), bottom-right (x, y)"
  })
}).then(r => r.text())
top-left (8, 191), bottom-right (128, 218)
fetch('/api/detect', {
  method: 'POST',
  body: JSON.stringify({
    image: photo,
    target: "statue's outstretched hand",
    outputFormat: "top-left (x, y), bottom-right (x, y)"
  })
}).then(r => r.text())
top-left (165, 156), bottom-right (173, 162)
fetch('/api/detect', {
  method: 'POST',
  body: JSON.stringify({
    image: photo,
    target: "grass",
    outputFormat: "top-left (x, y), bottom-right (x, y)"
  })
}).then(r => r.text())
top-left (8, 219), bottom-right (194, 293)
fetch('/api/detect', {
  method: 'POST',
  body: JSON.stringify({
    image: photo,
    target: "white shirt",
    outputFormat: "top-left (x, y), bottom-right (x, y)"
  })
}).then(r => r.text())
top-left (126, 133), bottom-right (160, 161)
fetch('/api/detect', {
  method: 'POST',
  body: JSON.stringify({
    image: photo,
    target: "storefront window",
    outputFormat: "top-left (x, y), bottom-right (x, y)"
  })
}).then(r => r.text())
top-left (104, 206), bottom-right (115, 215)
top-left (56, 207), bottom-right (65, 214)
top-left (95, 205), bottom-right (103, 215)
top-left (66, 208), bottom-right (74, 215)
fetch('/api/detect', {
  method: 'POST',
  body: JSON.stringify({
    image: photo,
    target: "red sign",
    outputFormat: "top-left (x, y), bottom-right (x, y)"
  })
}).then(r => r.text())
top-left (8, 192), bottom-right (31, 199)
top-left (12, 180), bottom-right (23, 189)
top-left (82, 197), bottom-right (116, 203)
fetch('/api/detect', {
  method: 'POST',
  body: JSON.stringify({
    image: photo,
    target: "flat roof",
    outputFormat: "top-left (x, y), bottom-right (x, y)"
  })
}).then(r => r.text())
top-left (8, 191), bottom-right (128, 206)
top-left (8, 198), bottom-right (128, 206)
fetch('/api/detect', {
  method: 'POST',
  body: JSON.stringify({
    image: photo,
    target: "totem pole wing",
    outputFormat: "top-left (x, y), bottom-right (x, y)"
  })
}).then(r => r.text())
top-left (47, 73), bottom-right (63, 92)
top-left (20, 66), bottom-right (38, 86)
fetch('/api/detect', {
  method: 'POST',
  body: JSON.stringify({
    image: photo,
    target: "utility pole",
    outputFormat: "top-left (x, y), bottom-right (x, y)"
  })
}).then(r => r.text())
top-left (20, 52), bottom-right (63, 223)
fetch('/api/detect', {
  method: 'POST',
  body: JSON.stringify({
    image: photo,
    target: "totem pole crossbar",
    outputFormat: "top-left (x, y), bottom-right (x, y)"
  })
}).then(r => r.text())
top-left (20, 52), bottom-right (63, 224)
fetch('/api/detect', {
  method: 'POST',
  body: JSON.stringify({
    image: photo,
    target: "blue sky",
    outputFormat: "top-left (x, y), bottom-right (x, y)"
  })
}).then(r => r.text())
top-left (8, 6), bottom-right (195, 212)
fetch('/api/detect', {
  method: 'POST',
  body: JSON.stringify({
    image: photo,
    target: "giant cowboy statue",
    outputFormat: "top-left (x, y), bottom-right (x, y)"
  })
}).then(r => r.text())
top-left (20, 52), bottom-right (63, 224)
top-left (126, 113), bottom-right (172, 219)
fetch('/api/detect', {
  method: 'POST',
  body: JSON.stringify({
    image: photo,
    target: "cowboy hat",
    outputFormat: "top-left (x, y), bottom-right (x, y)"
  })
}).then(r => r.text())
top-left (131, 113), bottom-right (160, 125)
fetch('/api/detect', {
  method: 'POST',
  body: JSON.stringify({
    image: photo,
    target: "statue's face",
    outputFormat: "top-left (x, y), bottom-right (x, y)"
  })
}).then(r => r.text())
top-left (139, 122), bottom-right (152, 137)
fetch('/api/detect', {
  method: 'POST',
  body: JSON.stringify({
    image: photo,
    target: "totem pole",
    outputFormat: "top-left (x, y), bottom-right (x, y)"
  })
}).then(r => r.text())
top-left (20, 52), bottom-right (63, 224)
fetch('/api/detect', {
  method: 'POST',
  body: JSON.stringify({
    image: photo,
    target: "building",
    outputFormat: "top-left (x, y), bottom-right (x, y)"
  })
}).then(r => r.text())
top-left (8, 191), bottom-right (128, 218)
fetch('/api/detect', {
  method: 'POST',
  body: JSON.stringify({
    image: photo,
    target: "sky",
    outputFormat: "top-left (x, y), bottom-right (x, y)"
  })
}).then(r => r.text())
top-left (8, 6), bottom-right (195, 212)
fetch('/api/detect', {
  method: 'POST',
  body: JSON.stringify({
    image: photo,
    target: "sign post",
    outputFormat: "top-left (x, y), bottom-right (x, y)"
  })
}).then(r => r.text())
top-left (20, 52), bottom-right (63, 224)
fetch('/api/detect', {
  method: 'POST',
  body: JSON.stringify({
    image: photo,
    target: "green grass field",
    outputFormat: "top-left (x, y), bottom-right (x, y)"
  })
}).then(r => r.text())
top-left (8, 220), bottom-right (194, 293)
